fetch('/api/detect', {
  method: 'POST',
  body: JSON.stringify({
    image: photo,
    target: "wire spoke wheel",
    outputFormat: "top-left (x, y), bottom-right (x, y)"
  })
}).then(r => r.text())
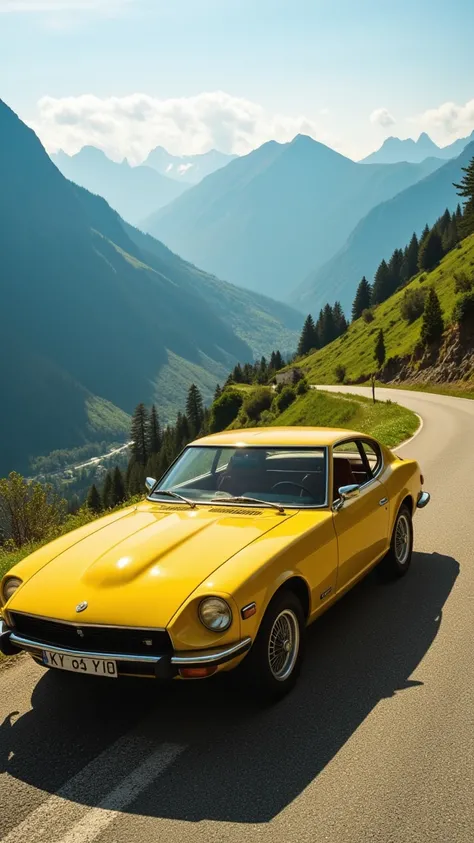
top-left (267, 609), bottom-right (300, 681)
top-left (395, 513), bottom-right (410, 565)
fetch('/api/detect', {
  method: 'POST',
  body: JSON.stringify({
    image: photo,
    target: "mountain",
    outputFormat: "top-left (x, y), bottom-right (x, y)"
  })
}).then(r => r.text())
top-left (296, 142), bottom-right (474, 315)
top-left (362, 131), bottom-right (474, 165)
top-left (143, 135), bottom-right (442, 301)
top-left (143, 146), bottom-right (237, 184)
top-left (51, 147), bottom-right (188, 225)
top-left (0, 99), bottom-right (300, 475)
top-left (294, 232), bottom-right (474, 387)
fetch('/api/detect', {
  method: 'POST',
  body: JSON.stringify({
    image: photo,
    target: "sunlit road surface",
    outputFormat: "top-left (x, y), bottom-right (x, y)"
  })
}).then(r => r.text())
top-left (1, 386), bottom-right (473, 843)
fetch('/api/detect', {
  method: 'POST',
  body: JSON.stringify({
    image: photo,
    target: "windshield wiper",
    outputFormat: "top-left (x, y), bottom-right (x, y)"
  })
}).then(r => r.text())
top-left (151, 489), bottom-right (196, 509)
top-left (210, 495), bottom-right (285, 514)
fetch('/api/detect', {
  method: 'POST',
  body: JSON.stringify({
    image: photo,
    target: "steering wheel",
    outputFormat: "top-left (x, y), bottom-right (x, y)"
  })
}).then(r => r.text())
top-left (270, 480), bottom-right (313, 498)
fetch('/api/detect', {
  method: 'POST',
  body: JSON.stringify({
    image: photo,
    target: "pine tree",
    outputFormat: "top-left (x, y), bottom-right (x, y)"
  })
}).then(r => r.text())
top-left (273, 350), bottom-right (284, 370)
top-left (418, 229), bottom-right (444, 271)
top-left (421, 288), bottom-right (444, 346)
top-left (214, 383), bottom-right (222, 400)
top-left (231, 363), bottom-right (244, 383)
top-left (374, 329), bottom-right (386, 369)
top-left (87, 484), bottom-right (102, 514)
top-left (351, 277), bottom-right (372, 320)
top-left (297, 314), bottom-right (317, 355)
top-left (442, 216), bottom-right (459, 253)
top-left (419, 223), bottom-right (430, 246)
top-left (130, 403), bottom-right (149, 466)
top-left (318, 304), bottom-right (337, 347)
top-left (186, 384), bottom-right (204, 438)
top-left (175, 411), bottom-right (190, 451)
top-left (437, 208), bottom-right (452, 237)
top-left (102, 471), bottom-right (113, 509)
top-left (147, 405), bottom-right (162, 455)
top-left (372, 259), bottom-right (392, 305)
top-left (110, 466), bottom-right (126, 506)
top-left (400, 232), bottom-right (419, 283)
top-left (127, 461), bottom-right (145, 497)
top-left (454, 155), bottom-right (474, 237)
top-left (332, 301), bottom-right (348, 336)
top-left (388, 248), bottom-right (404, 292)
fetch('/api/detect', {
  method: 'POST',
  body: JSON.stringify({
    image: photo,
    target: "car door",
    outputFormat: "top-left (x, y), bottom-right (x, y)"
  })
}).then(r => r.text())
top-left (332, 438), bottom-right (389, 593)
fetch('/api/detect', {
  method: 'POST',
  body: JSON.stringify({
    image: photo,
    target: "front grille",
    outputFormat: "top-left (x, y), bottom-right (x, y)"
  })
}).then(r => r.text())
top-left (10, 613), bottom-right (172, 656)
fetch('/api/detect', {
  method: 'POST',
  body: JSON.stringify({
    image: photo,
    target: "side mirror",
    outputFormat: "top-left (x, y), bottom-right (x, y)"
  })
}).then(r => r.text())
top-left (332, 483), bottom-right (359, 511)
top-left (145, 477), bottom-right (156, 492)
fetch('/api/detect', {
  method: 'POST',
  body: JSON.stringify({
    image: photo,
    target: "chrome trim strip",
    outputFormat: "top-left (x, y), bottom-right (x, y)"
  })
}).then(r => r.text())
top-left (7, 631), bottom-right (253, 667)
top-left (417, 491), bottom-right (430, 509)
top-left (9, 611), bottom-right (167, 632)
top-left (171, 637), bottom-right (252, 665)
top-left (9, 633), bottom-right (163, 663)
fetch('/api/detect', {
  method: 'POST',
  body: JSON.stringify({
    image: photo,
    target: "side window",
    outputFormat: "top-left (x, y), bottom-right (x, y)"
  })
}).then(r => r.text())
top-left (359, 440), bottom-right (382, 478)
top-left (333, 441), bottom-right (360, 499)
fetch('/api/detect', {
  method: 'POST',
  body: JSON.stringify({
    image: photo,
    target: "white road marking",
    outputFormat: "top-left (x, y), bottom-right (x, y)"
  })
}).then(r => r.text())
top-left (0, 738), bottom-right (183, 843)
top-left (57, 743), bottom-right (182, 843)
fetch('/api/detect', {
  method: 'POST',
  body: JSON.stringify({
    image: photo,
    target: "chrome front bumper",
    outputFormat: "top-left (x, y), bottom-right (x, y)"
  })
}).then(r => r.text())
top-left (0, 619), bottom-right (251, 677)
top-left (417, 491), bottom-right (431, 509)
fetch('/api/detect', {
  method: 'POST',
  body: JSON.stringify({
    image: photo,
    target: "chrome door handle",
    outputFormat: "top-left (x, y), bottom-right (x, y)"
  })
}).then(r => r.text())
top-left (379, 497), bottom-right (388, 506)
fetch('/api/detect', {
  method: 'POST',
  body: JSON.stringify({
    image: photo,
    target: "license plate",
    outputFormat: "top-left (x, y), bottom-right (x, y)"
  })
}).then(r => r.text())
top-left (43, 650), bottom-right (118, 678)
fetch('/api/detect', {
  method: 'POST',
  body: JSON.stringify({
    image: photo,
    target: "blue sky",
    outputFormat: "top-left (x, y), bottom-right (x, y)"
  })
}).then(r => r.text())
top-left (1, 0), bottom-right (473, 162)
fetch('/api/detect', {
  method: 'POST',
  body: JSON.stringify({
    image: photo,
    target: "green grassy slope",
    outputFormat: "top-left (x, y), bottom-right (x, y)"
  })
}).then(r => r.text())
top-left (272, 390), bottom-right (418, 448)
top-left (297, 234), bottom-right (474, 385)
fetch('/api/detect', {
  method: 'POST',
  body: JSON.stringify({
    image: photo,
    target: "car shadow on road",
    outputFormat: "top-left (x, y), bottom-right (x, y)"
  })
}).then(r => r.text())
top-left (0, 551), bottom-right (459, 826)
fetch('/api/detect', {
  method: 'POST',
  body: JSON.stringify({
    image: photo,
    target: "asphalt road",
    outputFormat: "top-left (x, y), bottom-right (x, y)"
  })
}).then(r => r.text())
top-left (1, 386), bottom-right (473, 843)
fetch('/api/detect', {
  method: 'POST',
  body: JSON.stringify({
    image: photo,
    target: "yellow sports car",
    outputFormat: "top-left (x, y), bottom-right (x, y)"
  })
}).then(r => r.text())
top-left (0, 427), bottom-right (429, 701)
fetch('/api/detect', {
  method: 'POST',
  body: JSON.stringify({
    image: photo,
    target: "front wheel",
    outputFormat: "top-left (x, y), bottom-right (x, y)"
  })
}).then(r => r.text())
top-left (240, 590), bottom-right (305, 703)
top-left (379, 504), bottom-right (413, 580)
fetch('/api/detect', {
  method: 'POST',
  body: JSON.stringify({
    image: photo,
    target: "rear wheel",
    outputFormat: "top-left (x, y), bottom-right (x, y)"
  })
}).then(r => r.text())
top-left (240, 589), bottom-right (305, 703)
top-left (379, 504), bottom-right (413, 579)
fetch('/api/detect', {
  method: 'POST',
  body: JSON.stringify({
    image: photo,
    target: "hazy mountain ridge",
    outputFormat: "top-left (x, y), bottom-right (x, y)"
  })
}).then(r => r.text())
top-left (143, 134), bottom-right (442, 301)
top-left (144, 146), bottom-right (237, 184)
top-left (0, 99), bottom-right (299, 474)
top-left (362, 130), bottom-right (474, 165)
top-left (296, 141), bottom-right (474, 314)
top-left (51, 146), bottom-right (188, 225)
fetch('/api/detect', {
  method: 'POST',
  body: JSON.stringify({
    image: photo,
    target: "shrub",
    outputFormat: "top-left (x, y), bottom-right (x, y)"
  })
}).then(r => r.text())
top-left (362, 308), bottom-right (374, 323)
top-left (453, 270), bottom-right (473, 294)
top-left (296, 378), bottom-right (309, 395)
top-left (0, 472), bottom-right (67, 547)
top-left (241, 387), bottom-right (273, 422)
top-left (274, 386), bottom-right (297, 413)
top-left (452, 291), bottom-right (474, 324)
top-left (418, 274), bottom-right (426, 283)
top-left (209, 389), bottom-right (244, 432)
top-left (400, 287), bottom-right (427, 323)
top-left (334, 364), bottom-right (346, 383)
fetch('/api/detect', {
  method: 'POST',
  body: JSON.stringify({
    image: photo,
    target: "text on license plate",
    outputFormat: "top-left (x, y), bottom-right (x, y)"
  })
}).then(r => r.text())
top-left (43, 650), bottom-right (118, 678)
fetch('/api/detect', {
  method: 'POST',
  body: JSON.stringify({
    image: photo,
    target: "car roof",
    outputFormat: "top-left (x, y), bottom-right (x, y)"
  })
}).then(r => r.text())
top-left (192, 427), bottom-right (373, 448)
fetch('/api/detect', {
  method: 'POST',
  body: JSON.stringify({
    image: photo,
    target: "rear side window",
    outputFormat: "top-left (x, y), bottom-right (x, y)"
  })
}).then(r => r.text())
top-left (359, 440), bottom-right (382, 477)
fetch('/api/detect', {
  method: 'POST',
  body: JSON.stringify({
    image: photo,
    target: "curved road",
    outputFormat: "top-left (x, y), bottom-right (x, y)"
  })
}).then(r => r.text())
top-left (1, 387), bottom-right (473, 843)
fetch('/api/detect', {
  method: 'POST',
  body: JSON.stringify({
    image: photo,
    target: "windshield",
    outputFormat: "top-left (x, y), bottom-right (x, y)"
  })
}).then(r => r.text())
top-left (150, 446), bottom-right (328, 508)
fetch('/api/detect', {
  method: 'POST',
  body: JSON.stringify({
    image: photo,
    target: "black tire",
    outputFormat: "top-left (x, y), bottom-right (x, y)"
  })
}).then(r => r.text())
top-left (239, 589), bottom-right (306, 703)
top-left (379, 504), bottom-right (413, 580)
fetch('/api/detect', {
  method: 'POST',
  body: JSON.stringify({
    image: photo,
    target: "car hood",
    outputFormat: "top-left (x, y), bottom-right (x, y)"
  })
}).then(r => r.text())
top-left (8, 502), bottom-right (296, 628)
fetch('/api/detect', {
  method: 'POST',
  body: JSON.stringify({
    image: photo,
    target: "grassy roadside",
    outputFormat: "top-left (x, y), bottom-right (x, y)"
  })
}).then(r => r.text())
top-left (272, 389), bottom-right (419, 448)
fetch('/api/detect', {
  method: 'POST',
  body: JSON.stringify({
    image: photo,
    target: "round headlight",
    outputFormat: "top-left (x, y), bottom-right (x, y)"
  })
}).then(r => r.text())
top-left (1, 576), bottom-right (22, 605)
top-left (198, 597), bottom-right (232, 632)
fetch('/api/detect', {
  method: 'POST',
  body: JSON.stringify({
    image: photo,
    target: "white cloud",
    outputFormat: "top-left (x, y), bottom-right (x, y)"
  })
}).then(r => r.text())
top-left (0, 0), bottom-right (131, 12)
top-left (414, 98), bottom-right (474, 138)
top-left (28, 91), bottom-right (336, 163)
top-left (369, 108), bottom-right (396, 128)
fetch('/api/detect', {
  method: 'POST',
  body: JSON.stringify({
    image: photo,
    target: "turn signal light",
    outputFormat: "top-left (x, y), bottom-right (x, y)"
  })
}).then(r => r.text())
top-left (241, 602), bottom-right (257, 620)
top-left (179, 666), bottom-right (217, 679)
